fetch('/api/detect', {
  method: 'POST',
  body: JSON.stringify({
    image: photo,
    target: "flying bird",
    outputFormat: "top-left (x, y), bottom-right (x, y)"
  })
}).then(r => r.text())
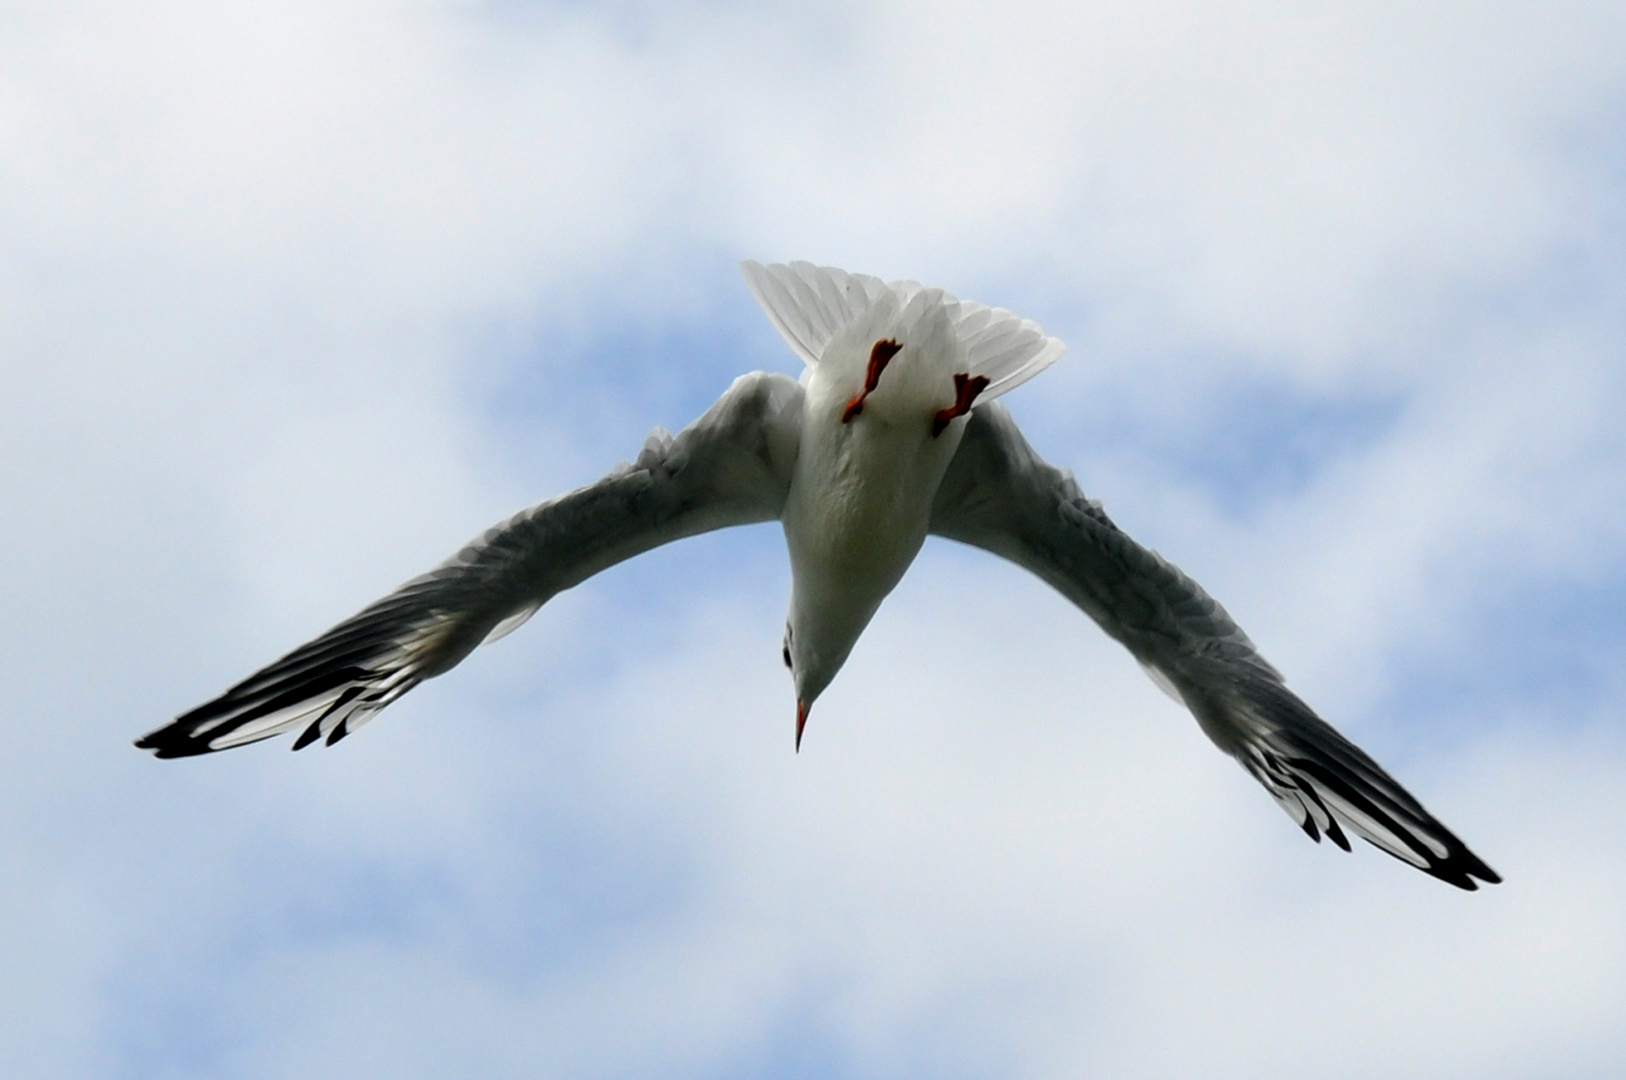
top-left (139, 261), bottom-right (1500, 891)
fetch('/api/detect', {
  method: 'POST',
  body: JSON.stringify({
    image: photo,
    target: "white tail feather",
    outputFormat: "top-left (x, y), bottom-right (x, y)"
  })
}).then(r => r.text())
top-left (742, 260), bottom-right (1064, 402)
top-left (741, 261), bottom-right (887, 366)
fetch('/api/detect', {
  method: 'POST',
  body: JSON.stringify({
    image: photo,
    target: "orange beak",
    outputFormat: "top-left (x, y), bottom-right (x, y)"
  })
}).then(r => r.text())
top-left (795, 700), bottom-right (809, 752)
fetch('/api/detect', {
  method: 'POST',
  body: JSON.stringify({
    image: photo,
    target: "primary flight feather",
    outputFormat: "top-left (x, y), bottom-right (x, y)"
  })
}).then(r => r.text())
top-left (139, 260), bottom-right (1500, 891)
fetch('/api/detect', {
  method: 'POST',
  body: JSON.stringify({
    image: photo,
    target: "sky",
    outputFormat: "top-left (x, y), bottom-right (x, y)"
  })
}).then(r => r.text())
top-left (3, 1), bottom-right (1626, 1077)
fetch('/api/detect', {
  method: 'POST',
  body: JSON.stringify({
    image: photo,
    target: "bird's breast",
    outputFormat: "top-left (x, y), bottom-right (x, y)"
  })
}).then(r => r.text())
top-left (782, 406), bottom-right (963, 605)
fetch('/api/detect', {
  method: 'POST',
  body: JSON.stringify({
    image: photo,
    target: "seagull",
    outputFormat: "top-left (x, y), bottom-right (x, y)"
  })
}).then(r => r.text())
top-left (138, 260), bottom-right (1501, 891)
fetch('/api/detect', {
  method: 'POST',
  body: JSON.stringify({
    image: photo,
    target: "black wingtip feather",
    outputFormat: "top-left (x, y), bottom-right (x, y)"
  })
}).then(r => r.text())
top-left (133, 731), bottom-right (218, 760)
top-left (1363, 826), bottom-right (1499, 891)
top-left (1286, 755), bottom-right (1500, 890)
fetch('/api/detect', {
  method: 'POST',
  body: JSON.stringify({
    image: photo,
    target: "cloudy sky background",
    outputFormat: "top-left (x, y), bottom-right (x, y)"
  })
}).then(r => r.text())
top-left (4, 1), bottom-right (1625, 1076)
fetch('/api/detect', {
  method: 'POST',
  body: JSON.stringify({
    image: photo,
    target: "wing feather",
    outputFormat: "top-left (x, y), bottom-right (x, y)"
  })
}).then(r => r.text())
top-left (138, 372), bottom-right (804, 758)
top-left (929, 403), bottom-right (1499, 890)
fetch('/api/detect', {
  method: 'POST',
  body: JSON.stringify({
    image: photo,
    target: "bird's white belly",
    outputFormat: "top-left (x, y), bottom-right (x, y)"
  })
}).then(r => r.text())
top-left (782, 414), bottom-right (960, 633)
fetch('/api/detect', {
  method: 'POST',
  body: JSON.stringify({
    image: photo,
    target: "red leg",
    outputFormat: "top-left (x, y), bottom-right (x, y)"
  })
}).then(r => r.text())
top-left (842, 339), bottom-right (903, 423)
top-left (931, 373), bottom-right (991, 436)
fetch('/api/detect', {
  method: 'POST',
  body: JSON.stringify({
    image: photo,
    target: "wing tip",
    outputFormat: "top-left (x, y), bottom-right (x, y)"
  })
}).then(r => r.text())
top-left (133, 723), bottom-right (221, 760)
top-left (1326, 806), bottom-right (1502, 891)
top-left (1241, 739), bottom-right (1500, 890)
top-left (1433, 846), bottom-right (1503, 891)
top-left (1416, 852), bottom-right (1501, 891)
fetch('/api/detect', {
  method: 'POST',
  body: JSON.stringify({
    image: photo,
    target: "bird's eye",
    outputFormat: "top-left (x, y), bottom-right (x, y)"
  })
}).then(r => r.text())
top-left (782, 644), bottom-right (792, 669)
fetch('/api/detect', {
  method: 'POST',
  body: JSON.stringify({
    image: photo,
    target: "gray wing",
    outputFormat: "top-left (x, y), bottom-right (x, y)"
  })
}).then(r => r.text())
top-left (138, 372), bottom-right (804, 759)
top-left (930, 403), bottom-right (1500, 890)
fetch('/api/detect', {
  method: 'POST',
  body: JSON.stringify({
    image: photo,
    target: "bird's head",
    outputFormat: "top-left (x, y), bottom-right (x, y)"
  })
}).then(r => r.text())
top-left (780, 590), bottom-right (872, 751)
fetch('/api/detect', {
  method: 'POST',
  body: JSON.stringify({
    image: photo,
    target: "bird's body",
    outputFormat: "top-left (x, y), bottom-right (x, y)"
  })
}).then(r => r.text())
top-left (782, 399), bottom-right (948, 718)
top-left (139, 261), bottom-right (1501, 891)
top-left (777, 274), bottom-right (1004, 716)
